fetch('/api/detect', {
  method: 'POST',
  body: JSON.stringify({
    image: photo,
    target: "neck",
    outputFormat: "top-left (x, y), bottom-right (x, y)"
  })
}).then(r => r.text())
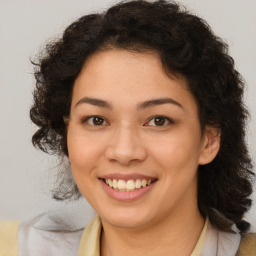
top-left (100, 207), bottom-right (204, 256)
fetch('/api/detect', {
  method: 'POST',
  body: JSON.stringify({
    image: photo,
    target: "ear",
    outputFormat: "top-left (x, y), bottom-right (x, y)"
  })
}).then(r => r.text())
top-left (63, 116), bottom-right (70, 129)
top-left (198, 126), bottom-right (221, 165)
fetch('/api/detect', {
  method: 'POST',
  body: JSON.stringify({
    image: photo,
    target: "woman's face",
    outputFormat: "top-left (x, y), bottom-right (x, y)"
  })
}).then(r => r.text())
top-left (67, 49), bottom-right (218, 229)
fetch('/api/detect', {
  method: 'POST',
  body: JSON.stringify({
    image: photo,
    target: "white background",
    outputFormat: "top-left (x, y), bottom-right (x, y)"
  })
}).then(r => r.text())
top-left (0, 0), bottom-right (255, 230)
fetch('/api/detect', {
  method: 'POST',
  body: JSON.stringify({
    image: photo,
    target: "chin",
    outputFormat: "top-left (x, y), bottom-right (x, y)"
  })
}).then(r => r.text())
top-left (99, 206), bottom-right (158, 230)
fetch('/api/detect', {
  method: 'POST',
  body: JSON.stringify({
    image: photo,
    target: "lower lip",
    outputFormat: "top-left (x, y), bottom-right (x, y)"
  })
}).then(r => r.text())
top-left (100, 179), bottom-right (156, 202)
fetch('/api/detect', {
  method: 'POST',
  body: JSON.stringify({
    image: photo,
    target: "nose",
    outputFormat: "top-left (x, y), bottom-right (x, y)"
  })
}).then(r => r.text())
top-left (105, 125), bottom-right (147, 165)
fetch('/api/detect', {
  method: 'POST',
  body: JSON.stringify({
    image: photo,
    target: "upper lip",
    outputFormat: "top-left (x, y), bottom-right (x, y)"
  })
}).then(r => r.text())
top-left (99, 173), bottom-right (157, 181)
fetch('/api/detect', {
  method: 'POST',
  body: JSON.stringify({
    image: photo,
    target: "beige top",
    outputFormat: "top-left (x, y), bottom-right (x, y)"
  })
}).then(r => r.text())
top-left (77, 216), bottom-right (208, 256)
top-left (2, 211), bottom-right (250, 256)
top-left (0, 221), bottom-right (20, 256)
top-left (0, 216), bottom-right (208, 256)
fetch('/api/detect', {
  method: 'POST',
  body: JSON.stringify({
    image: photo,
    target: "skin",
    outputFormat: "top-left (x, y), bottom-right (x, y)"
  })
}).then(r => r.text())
top-left (67, 49), bottom-right (220, 256)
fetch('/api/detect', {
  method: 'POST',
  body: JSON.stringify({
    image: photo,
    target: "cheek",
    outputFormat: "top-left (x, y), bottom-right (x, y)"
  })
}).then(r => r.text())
top-left (148, 129), bottom-right (202, 171)
top-left (67, 132), bottom-right (103, 175)
top-left (67, 133), bottom-right (102, 199)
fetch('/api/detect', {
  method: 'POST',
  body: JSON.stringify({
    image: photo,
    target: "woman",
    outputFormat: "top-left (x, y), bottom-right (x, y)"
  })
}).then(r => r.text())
top-left (1, 0), bottom-right (255, 255)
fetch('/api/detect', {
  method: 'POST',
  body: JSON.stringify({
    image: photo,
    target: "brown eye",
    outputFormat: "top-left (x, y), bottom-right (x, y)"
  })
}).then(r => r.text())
top-left (82, 116), bottom-right (107, 126)
top-left (92, 117), bottom-right (104, 125)
top-left (154, 117), bottom-right (166, 126)
top-left (146, 116), bottom-right (172, 127)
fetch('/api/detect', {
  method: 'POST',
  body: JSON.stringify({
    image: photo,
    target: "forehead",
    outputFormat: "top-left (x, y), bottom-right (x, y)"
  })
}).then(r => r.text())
top-left (72, 49), bottom-right (196, 111)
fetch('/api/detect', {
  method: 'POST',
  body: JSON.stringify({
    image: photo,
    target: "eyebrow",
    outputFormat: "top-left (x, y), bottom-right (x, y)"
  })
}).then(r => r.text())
top-left (75, 97), bottom-right (183, 110)
top-left (75, 97), bottom-right (112, 109)
top-left (137, 97), bottom-right (183, 110)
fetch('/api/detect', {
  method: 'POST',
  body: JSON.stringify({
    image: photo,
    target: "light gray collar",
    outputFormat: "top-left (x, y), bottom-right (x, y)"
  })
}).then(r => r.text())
top-left (201, 221), bottom-right (241, 256)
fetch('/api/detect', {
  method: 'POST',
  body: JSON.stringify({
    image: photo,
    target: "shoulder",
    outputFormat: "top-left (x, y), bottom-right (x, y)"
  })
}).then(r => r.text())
top-left (0, 221), bottom-right (20, 256)
top-left (18, 207), bottom-right (95, 256)
top-left (237, 233), bottom-right (256, 256)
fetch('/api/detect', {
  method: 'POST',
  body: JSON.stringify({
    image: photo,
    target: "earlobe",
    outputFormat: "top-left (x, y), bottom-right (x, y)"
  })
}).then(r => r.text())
top-left (63, 116), bottom-right (70, 130)
top-left (198, 126), bottom-right (221, 165)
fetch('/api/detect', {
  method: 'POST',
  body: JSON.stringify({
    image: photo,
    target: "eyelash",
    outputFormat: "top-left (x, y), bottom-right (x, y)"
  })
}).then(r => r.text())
top-left (81, 116), bottom-right (108, 126)
top-left (81, 115), bottom-right (174, 127)
top-left (145, 116), bottom-right (174, 127)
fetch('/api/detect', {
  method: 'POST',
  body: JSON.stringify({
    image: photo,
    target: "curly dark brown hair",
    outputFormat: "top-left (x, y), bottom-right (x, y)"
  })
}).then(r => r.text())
top-left (30, 0), bottom-right (254, 233)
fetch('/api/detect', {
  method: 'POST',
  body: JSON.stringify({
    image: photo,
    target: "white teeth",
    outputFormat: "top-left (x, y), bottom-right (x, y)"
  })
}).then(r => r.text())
top-left (113, 179), bottom-right (118, 189)
top-left (126, 180), bottom-right (135, 191)
top-left (135, 179), bottom-right (142, 188)
top-left (141, 179), bottom-right (147, 187)
top-left (104, 178), bottom-right (153, 191)
top-left (108, 179), bottom-right (113, 188)
top-left (117, 180), bottom-right (126, 191)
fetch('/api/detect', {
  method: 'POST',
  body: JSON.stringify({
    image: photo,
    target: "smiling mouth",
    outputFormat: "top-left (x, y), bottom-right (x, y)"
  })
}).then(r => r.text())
top-left (102, 178), bottom-right (156, 192)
